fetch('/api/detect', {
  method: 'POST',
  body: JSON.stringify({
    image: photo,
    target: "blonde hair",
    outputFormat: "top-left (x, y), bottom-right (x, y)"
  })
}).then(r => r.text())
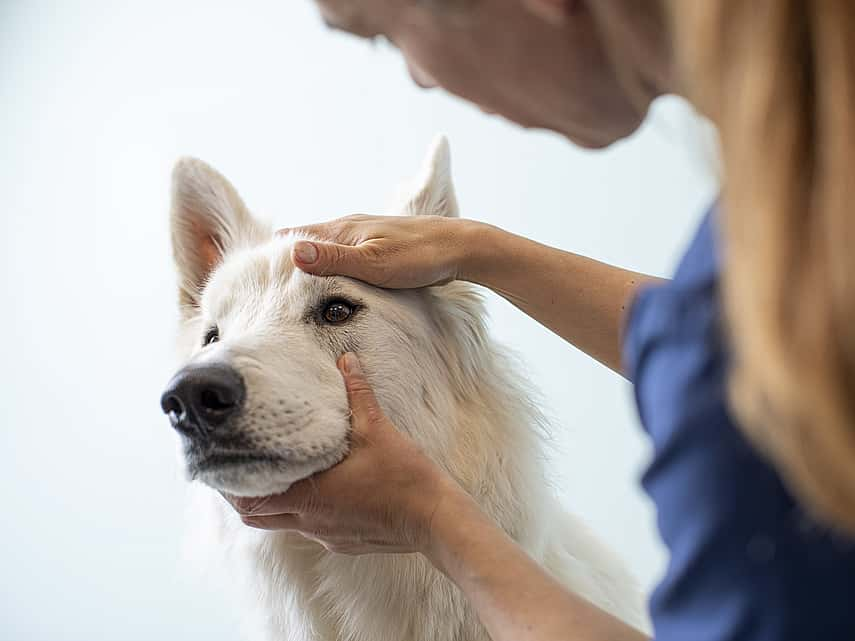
top-left (670, 1), bottom-right (855, 532)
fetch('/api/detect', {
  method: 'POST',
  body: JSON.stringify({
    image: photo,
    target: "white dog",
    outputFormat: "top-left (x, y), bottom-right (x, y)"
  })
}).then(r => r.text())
top-left (162, 138), bottom-right (648, 641)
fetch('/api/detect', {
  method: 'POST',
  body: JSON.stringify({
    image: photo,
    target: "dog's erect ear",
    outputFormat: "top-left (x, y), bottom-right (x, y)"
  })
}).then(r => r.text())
top-left (170, 158), bottom-right (269, 315)
top-left (397, 136), bottom-right (459, 218)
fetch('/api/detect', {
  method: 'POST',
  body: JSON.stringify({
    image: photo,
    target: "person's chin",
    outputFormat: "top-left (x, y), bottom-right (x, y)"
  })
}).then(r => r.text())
top-left (567, 122), bottom-right (639, 150)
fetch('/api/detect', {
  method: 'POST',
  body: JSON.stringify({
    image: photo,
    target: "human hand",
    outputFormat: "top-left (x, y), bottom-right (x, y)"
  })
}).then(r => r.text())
top-left (279, 214), bottom-right (484, 288)
top-left (223, 352), bottom-right (458, 555)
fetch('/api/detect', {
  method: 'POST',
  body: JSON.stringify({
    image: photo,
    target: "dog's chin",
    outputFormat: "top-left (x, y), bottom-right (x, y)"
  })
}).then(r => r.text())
top-left (186, 445), bottom-right (349, 497)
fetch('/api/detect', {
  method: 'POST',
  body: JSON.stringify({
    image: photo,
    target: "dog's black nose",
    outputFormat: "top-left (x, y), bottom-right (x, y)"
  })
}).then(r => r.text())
top-left (160, 364), bottom-right (245, 439)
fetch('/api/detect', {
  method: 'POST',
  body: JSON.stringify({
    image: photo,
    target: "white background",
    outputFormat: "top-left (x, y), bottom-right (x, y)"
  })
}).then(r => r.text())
top-left (0, 1), bottom-right (718, 639)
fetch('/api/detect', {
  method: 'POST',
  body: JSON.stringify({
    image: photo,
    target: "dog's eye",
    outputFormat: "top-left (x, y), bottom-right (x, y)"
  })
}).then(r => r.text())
top-left (322, 301), bottom-right (353, 324)
top-left (203, 326), bottom-right (220, 346)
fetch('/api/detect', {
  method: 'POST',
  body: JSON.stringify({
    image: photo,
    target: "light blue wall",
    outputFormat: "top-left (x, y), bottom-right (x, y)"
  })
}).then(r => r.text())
top-left (0, 1), bottom-right (718, 639)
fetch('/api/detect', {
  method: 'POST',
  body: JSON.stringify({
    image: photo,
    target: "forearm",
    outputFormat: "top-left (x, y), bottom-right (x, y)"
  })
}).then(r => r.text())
top-left (423, 484), bottom-right (649, 641)
top-left (458, 221), bottom-right (664, 374)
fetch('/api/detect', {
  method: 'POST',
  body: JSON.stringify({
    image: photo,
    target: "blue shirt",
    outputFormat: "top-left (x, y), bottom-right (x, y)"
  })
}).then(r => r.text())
top-left (623, 208), bottom-right (855, 641)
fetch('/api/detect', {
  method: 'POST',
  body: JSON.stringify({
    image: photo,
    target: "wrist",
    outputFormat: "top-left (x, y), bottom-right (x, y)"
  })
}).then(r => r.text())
top-left (416, 475), bottom-right (486, 572)
top-left (409, 470), bottom-right (459, 558)
top-left (454, 219), bottom-right (506, 285)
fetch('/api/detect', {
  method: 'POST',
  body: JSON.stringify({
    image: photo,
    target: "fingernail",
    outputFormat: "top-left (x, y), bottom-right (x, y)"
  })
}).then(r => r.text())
top-left (341, 352), bottom-right (361, 375)
top-left (293, 241), bottom-right (318, 264)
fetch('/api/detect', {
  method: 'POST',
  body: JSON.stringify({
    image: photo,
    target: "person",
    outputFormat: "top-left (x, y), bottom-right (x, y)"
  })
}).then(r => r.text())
top-left (224, 2), bottom-right (855, 639)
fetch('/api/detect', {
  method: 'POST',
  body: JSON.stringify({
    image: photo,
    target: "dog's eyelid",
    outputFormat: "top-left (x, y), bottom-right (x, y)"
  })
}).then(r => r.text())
top-left (203, 324), bottom-right (220, 346)
top-left (320, 295), bottom-right (364, 311)
top-left (310, 296), bottom-right (365, 326)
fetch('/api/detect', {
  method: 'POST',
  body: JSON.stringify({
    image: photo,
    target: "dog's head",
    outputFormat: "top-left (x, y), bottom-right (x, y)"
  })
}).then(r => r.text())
top-left (161, 139), bottom-right (478, 497)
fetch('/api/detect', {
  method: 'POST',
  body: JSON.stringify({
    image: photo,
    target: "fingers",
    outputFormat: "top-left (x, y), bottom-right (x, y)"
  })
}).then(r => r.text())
top-left (338, 352), bottom-right (384, 425)
top-left (278, 215), bottom-right (394, 285)
top-left (276, 219), bottom-right (351, 241)
top-left (276, 224), bottom-right (321, 238)
top-left (232, 487), bottom-right (311, 517)
top-left (240, 512), bottom-right (302, 531)
top-left (291, 240), bottom-right (375, 281)
top-left (275, 214), bottom-right (370, 241)
top-left (291, 240), bottom-right (355, 273)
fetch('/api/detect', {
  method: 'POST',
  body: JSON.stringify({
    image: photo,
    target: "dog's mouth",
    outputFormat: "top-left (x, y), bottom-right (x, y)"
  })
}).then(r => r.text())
top-left (188, 450), bottom-right (285, 473)
top-left (182, 441), bottom-right (349, 496)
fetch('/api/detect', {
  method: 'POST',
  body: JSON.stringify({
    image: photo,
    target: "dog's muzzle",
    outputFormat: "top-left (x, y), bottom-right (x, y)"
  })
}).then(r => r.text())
top-left (160, 363), bottom-right (245, 441)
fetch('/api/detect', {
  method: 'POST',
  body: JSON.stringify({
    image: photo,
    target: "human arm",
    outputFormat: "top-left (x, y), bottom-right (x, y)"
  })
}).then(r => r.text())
top-left (458, 221), bottom-right (663, 373)
top-left (424, 476), bottom-right (649, 641)
top-left (225, 353), bottom-right (649, 641)
top-left (282, 216), bottom-right (663, 373)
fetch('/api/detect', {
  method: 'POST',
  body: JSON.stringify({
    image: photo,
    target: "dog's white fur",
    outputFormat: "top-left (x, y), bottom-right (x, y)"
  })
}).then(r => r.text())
top-left (168, 138), bottom-right (649, 640)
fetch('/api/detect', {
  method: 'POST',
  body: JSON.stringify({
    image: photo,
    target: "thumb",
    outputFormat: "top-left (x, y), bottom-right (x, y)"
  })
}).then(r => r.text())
top-left (337, 352), bottom-right (383, 425)
top-left (292, 240), bottom-right (365, 278)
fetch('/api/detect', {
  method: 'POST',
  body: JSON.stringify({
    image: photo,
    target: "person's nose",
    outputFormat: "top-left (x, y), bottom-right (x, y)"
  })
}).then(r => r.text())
top-left (406, 60), bottom-right (438, 90)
